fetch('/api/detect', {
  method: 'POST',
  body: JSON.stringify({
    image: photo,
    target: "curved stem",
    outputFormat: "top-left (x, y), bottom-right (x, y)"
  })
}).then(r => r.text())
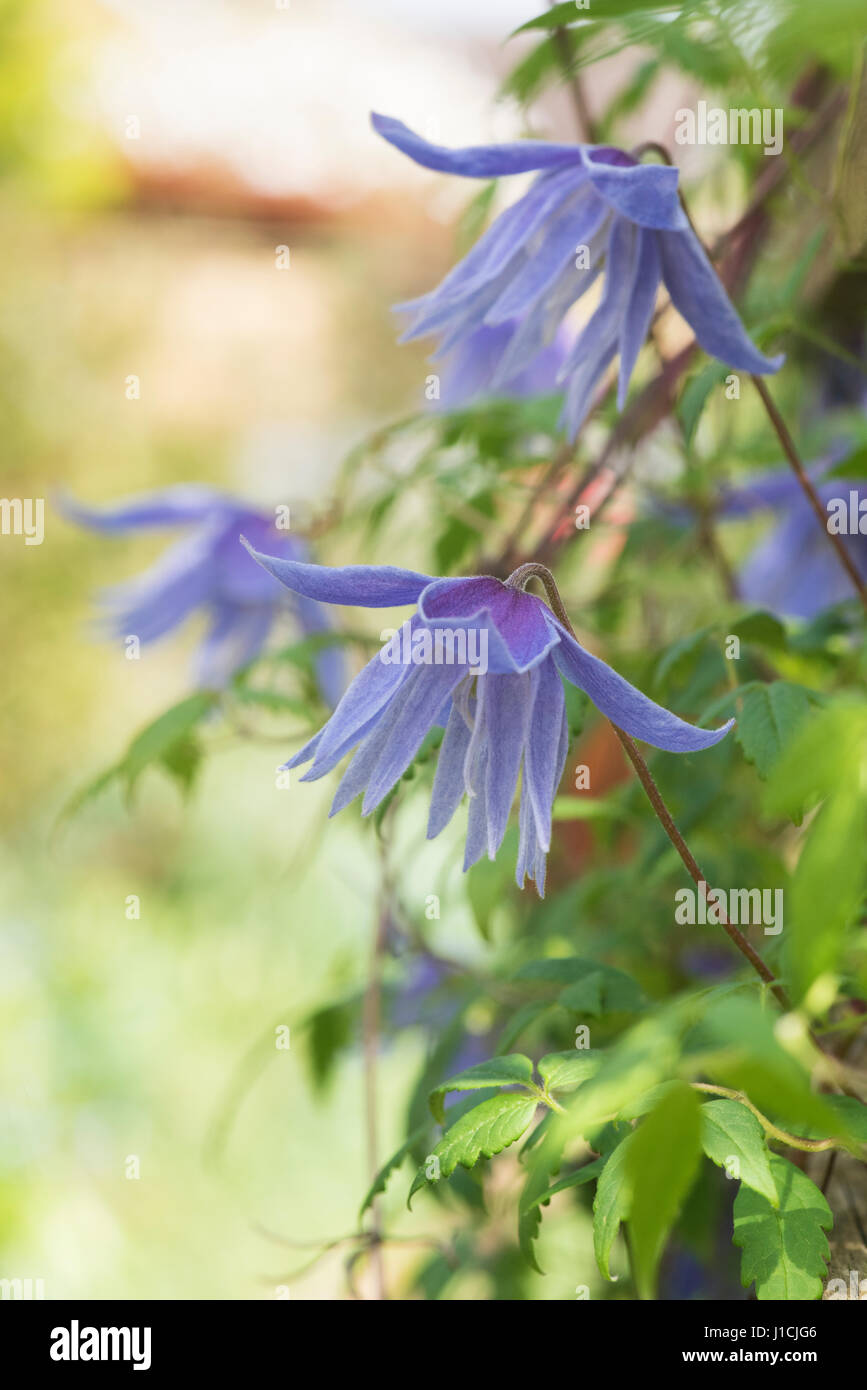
top-left (692, 1083), bottom-right (838, 1152)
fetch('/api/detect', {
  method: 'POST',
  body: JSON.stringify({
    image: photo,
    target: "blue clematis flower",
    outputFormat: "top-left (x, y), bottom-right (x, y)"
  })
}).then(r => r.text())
top-left (61, 486), bottom-right (346, 702)
top-left (372, 113), bottom-right (782, 439)
top-left (715, 468), bottom-right (867, 620)
top-left (241, 544), bottom-right (733, 895)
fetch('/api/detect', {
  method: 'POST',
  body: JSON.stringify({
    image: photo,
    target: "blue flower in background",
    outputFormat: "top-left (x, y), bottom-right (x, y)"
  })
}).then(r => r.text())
top-left (241, 545), bottom-right (733, 894)
top-left (716, 468), bottom-right (867, 620)
top-left (61, 487), bottom-right (346, 702)
top-left (373, 113), bottom-right (782, 439)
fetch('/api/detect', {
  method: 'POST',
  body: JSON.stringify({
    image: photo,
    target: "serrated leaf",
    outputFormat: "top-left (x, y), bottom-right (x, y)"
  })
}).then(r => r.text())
top-left (428, 1054), bottom-right (534, 1124)
top-left (408, 1093), bottom-right (539, 1205)
top-left (700, 1099), bottom-right (778, 1206)
top-left (625, 1082), bottom-right (702, 1299)
top-left (735, 681), bottom-right (816, 780)
top-left (518, 1126), bottom-right (563, 1273)
top-left (593, 1132), bottom-right (635, 1281)
top-left (538, 1051), bottom-right (600, 1093)
top-left (359, 1124), bottom-right (430, 1218)
top-left (733, 1156), bottom-right (832, 1300)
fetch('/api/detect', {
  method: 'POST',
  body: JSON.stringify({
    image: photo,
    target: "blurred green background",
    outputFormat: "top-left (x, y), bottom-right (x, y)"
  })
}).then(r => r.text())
top-left (0, 0), bottom-right (598, 1299)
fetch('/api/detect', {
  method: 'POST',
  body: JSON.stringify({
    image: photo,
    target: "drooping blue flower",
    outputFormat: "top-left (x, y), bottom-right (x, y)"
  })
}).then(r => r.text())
top-left (372, 113), bottom-right (783, 439)
top-left (241, 544), bottom-right (734, 895)
top-left (61, 486), bottom-right (346, 702)
top-left (716, 468), bottom-right (867, 620)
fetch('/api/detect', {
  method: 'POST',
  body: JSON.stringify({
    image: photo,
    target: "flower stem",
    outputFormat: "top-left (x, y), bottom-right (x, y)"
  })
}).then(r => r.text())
top-left (751, 374), bottom-right (867, 615)
top-left (609, 724), bottom-right (791, 1012)
top-left (507, 561), bottom-right (791, 1011)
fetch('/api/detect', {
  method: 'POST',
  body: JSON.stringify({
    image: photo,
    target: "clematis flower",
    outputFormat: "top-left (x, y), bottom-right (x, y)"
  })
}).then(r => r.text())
top-left (61, 486), bottom-right (346, 702)
top-left (372, 113), bottom-right (782, 439)
top-left (241, 544), bottom-right (733, 895)
top-left (715, 468), bottom-right (867, 620)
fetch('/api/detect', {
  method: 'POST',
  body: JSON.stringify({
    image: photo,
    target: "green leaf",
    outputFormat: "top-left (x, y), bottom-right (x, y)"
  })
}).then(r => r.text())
top-left (698, 997), bottom-right (840, 1135)
top-left (593, 1132), bottom-right (635, 1282)
top-left (833, 45), bottom-right (867, 257)
top-left (786, 775), bottom-right (867, 1001)
top-left (733, 1156), bottom-right (832, 1300)
top-left (408, 1093), bottom-right (539, 1205)
top-left (518, 1126), bottom-right (564, 1273)
top-left (735, 681), bottom-right (817, 780)
top-left (525, 1157), bottom-right (605, 1210)
top-left (625, 1082), bottom-right (702, 1299)
top-left (538, 1051), bottom-right (600, 1093)
top-left (428, 1055), bottom-right (535, 1124)
top-left (515, 956), bottom-right (643, 1015)
top-left (700, 1099), bottom-right (778, 1207)
top-left (359, 1124), bottom-right (430, 1218)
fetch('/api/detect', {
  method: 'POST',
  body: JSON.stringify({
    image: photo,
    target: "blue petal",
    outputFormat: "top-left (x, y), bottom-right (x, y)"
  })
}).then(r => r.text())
top-left (361, 662), bottom-right (467, 813)
top-left (58, 485), bottom-right (234, 531)
top-left (242, 540), bottom-right (434, 607)
top-left (295, 625), bottom-right (419, 777)
top-left (617, 228), bottom-right (661, 408)
top-left (558, 217), bottom-right (638, 437)
top-left (372, 112), bottom-right (582, 178)
top-left (523, 658), bottom-right (568, 851)
top-left (483, 674), bottom-right (533, 857)
top-left (100, 529), bottom-right (217, 643)
top-left (418, 575), bottom-right (561, 674)
top-left (553, 628), bottom-right (734, 752)
top-left (484, 186), bottom-right (607, 324)
top-left (582, 150), bottom-right (687, 230)
top-left (196, 603), bottom-right (273, 689)
top-left (427, 698), bottom-right (473, 838)
top-left (659, 225), bottom-right (784, 375)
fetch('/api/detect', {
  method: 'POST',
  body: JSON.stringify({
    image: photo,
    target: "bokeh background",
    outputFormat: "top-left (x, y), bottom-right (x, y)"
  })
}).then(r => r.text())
top-left (4, 0), bottom-right (858, 1302)
top-left (0, 0), bottom-right (605, 1301)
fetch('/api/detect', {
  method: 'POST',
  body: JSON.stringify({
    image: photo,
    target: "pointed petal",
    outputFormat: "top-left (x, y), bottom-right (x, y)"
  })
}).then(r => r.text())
top-left (617, 228), bottom-right (661, 408)
top-left (372, 112), bottom-right (582, 178)
top-left (659, 226), bottom-right (784, 375)
top-left (524, 658), bottom-right (568, 850)
top-left (361, 663), bottom-right (466, 814)
top-left (553, 628), bottom-right (734, 752)
top-left (427, 698), bottom-right (473, 838)
top-left (58, 485), bottom-right (231, 531)
top-left (241, 540), bottom-right (434, 607)
top-left (304, 630), bottom-right (418, 777)
top-left (483, 673), bottom-right (533, 857)
top-left (485, 188), bottom-right (607, 325)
